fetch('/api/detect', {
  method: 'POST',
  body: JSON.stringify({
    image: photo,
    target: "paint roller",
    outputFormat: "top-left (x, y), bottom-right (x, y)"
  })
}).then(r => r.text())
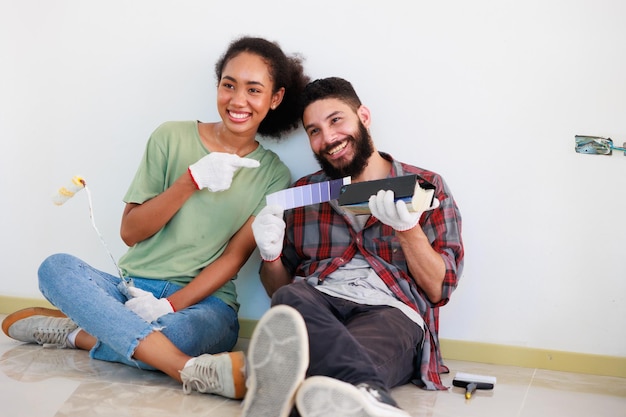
top-left (52, 175), bottom-right (86, 205)
top-left (51, 176), bottom-right (127, 284)
top-left (452, 372), bottom-right (497, 399)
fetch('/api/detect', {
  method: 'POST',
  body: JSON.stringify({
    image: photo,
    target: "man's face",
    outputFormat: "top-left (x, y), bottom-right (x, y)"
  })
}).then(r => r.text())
top-left (302, 98), bottom-right (374, 179)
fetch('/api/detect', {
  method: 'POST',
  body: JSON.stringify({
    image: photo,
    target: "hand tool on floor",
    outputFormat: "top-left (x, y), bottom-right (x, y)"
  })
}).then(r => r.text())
top-left (452, 372), bottom-right (497, 399)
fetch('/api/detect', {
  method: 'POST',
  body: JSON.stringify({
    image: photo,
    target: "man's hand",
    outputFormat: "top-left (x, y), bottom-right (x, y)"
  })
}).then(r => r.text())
top-left (124, 286), bottom-right (174, 322)
top-left (368, 189), bottom-right (439, 231)
top-left (188, 152), bottom-right (260, 192)
top-left (252, 205), bottom-right (285, 262)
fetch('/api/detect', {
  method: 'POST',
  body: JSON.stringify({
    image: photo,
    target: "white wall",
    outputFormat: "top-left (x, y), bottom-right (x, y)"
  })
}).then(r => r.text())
top-left (1, 0), bottom-right (624, 358)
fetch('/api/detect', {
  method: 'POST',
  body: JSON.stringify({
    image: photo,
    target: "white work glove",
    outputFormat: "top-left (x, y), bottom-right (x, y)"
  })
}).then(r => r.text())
top-left (124, 286), bottom-right (174, 322)
top-left (368, 190), bottom-right (439, 232)
top-left (252, 204), bottom-right (285, 262)
top-left (188, 152), bottom-right (260, 192)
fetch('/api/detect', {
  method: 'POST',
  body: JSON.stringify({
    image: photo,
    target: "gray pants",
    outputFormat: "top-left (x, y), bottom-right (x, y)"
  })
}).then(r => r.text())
top-left (272, 280), bottom-right (424, 389)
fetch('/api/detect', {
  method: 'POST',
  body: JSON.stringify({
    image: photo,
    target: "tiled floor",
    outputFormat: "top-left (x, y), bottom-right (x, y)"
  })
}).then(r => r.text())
top-left (1, 314), bottom-right (624, 417)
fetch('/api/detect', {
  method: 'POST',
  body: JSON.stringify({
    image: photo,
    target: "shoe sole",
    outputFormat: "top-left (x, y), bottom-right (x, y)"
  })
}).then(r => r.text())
top-left (1, 307), bottom-right (67, 337)
top-left (241, 305), bottom-right (309, 417)
top-left (226, 351), bottom-right (247, 399)
top-left (296, 376), bottom-right (410, 417)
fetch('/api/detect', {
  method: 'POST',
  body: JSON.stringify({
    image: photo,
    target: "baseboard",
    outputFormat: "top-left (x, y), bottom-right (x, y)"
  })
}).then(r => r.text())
top-left (438, 338), bottom-right (625, 379)
top-left (0, 295), bottom-right (57, 313)
top-left (2, 296), bottom-right (624, 378)
top-left (239, 318), bottom-right (626, 378)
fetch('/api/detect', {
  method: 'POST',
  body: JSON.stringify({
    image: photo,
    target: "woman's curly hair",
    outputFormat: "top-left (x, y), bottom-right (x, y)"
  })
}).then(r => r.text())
top-left (215, 36), bottom-right (310, 140)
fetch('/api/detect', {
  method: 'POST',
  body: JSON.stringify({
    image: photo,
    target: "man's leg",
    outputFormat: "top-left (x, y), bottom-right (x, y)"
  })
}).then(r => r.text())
top-left (345, 304), bottom-right (423, 388)
top-left (272, 282), bottom-right (419, 417)
top-left (271, 281), bottom-right (385, 386)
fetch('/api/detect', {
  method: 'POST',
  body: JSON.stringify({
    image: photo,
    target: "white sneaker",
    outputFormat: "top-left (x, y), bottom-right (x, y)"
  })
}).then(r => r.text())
top-left (241, 305), bottom-right (309, 417)
top-left (296, 376), bottom-right (411, 417)
top-left (180, 352), bottom-right (247, 399)
top-left (2, 307), bottom-right (76, 348)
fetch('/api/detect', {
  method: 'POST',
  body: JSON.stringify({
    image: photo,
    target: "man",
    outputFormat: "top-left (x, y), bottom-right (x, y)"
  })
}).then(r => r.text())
top-left (245, 77), bottom-right (464, 417)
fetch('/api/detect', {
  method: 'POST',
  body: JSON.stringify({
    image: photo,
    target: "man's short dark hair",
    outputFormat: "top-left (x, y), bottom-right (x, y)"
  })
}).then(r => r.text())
top-left (300, 77), bottom-right (362, 120)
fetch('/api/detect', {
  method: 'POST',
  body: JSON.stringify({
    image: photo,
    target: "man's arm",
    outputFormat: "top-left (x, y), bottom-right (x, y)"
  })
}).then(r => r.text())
top-left (259, 260), bottom-right (292, 297)
top-left (396, 226), bottom-right (446, 303)
top-left (252, 204), bottom-right (293, 297)
top-left (369, 189), bottom-right (456, 304)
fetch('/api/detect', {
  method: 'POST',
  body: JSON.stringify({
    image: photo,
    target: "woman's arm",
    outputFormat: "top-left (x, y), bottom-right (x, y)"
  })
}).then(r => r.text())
top-left (120, 172), bottom-right (197, 246)
top-left (166, 216), bottom-right (258, 311)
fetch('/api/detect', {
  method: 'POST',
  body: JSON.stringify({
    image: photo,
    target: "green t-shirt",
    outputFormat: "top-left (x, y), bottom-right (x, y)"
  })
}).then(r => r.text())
top-left (118, 121), bottom-right (291, 311)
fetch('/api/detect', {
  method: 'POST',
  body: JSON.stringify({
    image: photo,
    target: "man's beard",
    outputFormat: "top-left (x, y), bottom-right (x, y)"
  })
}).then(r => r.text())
top-left (314, 121), bottom-right (374, 180)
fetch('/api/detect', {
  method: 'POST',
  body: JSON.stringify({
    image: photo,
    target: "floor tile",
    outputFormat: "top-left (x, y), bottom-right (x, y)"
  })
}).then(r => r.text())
top-left (1, 314), bottom-right (624, 417)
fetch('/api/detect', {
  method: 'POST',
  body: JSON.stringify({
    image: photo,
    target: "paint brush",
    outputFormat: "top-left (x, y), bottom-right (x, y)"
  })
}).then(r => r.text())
top-left (452, 372), bottom-right (496, 399)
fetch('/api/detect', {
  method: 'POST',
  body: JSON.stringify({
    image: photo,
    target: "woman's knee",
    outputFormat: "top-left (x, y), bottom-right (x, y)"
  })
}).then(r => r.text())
top-left (38, 253), bottom-right (99, 297)
top-left (38, 253), bottom-right (75, 286)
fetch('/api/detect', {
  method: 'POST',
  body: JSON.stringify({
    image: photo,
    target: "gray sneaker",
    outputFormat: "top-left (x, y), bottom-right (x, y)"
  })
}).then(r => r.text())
top-left (180, 352), bottom-right (247, 399)
top-left (296, 376), bottom-right (411, 417)
top-left (2, 307), bottom-right (77, 348)
top-left (241, 304), bottom-right (309, 417)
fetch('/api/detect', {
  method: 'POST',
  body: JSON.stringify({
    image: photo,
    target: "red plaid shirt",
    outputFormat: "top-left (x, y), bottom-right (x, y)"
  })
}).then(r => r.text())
top-left (281, 153), bottom-right (464, 390)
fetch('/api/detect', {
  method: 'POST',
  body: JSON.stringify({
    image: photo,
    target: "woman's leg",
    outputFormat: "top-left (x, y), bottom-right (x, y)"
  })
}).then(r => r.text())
top-left (3, 253), bottom-right (244, 398)
top-left (135, 277), bottom-right (239, 357)
top-left (38, 253), bottom-right (172, 368)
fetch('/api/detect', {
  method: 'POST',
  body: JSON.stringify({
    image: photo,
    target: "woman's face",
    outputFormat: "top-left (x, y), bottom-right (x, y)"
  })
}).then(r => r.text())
top-left (217, 52), bottom-right (283, 137)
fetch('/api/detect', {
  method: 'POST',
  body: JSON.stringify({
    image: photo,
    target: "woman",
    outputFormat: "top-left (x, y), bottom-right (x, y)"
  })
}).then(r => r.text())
top-left (1, 36), bottom-right (309, 400)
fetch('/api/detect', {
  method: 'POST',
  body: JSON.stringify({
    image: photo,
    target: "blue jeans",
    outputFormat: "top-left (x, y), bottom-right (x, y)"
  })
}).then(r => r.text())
top-left (38, 253), bottom-right (239, 370)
